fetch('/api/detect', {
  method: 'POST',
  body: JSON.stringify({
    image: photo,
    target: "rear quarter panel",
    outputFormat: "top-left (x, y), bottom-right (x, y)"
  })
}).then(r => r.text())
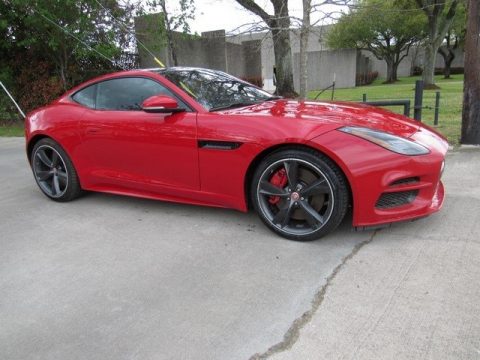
top-left (26, 103), bottom-right (86, 165)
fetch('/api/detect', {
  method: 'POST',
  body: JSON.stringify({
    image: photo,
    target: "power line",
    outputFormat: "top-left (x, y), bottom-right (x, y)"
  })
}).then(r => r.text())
top-left (33, 9), bottom-right (122, 68)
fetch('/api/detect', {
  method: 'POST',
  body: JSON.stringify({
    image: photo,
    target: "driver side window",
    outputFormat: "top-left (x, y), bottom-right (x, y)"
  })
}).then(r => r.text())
top-left (72, 77), bottom-right (188, 111)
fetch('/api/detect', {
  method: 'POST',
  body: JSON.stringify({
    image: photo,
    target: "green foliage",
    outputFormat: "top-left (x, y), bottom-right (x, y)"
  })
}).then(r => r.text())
top-left (328, 0), bottom-right (426, 53)
top-left (0, 0), bottom-right (139, 119)
top-left (146, 0), bottom-right (195, 33)
top-left (328, 0), bottom-right (426, 82)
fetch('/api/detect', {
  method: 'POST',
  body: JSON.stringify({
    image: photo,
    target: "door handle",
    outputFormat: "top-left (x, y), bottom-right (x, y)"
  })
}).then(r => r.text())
top-left (86, 128), bottom-right (100, 134)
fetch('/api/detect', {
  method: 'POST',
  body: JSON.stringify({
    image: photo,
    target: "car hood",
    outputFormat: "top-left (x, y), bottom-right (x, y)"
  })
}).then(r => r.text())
top-left (220, 99), bottom-right (421, 138)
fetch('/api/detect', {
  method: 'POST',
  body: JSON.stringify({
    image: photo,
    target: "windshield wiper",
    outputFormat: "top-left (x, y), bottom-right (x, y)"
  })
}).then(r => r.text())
top-left (209, 102), bottom-right (260, 112)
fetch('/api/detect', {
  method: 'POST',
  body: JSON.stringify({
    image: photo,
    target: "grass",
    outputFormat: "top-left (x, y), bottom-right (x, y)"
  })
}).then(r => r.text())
top-left (309, 74), bottom-right (464, 145)
top-left (0, 122), bottom-right (24, 137)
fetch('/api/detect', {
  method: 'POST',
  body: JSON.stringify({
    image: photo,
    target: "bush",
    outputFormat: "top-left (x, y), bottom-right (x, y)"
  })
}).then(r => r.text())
top-left (16, 61), bottom-right (64, 113)
top-left (434, 67), bottom-right (464, 75)
top-left (356, 71), bottom-right (379, 86)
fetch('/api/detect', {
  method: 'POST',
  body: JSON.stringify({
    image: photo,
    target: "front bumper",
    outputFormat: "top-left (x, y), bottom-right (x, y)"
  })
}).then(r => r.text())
top-left (309, 127), bottom-right (448, 227)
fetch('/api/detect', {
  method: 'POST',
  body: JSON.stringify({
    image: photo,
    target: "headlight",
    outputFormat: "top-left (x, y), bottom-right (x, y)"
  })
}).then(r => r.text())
top-left (338, 126), bottom-right (430, 156)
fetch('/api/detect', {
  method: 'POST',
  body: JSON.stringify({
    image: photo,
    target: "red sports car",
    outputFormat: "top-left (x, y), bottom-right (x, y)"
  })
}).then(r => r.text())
top-left (25, 67), bottom-right (448, 241)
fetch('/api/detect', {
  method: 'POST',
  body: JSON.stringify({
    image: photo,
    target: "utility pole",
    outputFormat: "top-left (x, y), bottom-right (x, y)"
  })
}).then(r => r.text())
top-left (461, 0), bottom-right (480, 144)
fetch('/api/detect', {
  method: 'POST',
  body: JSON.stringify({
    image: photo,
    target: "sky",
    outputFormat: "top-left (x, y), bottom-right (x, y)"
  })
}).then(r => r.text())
top-left (165, 0), bottom-right (348, 35)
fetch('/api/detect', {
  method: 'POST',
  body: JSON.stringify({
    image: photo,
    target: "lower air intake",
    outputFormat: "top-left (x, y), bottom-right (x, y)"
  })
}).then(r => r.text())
top-left (376, 190), bottom-right (419, 209)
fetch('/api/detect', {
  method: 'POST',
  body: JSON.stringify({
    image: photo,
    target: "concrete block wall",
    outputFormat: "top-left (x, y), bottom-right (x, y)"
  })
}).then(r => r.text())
top-left (134, 13), bottom-right (168, 68)
top-left (362, 46), bottom-right (465, 79)
top-left (242, 40), bottom-right (262, 79)
top-left (134, 14), bottom-right (465, 93)
top-left (293, 49), bottom-right (357, 91)
top-left (225, 42), bottom-right (244, 77)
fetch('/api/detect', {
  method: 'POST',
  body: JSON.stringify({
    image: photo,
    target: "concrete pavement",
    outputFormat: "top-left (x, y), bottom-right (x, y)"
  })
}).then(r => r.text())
top-left (0, 137), bottom-right (479, 360)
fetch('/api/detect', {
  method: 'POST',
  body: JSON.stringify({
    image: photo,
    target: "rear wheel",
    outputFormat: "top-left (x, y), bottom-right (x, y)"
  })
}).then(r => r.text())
top-left (251, 149), bottom-right (349, 241)
top-left (31, 138), bottom-right (82, 202)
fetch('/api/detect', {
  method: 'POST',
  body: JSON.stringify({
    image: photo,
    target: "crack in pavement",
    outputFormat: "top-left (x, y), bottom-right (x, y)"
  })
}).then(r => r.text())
top-left (248, 230), bottom-right (378, 360)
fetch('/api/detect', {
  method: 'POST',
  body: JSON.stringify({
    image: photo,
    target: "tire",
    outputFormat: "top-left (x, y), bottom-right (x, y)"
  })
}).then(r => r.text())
top-left (251, 148), bottom-right (349, 241)
top-left (31, 138), bottom-right (82, 202)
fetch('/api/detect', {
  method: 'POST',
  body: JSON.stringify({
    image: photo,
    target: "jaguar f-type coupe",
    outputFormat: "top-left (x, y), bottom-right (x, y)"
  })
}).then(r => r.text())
top-left (25, 67), bottom-right (448, 241)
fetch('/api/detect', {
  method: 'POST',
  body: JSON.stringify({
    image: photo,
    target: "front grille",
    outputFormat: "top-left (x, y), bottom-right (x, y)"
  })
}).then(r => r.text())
top-left (376, 190), bottom-right (419, 209)
top-left (390, 177), bottom-right (420, 186)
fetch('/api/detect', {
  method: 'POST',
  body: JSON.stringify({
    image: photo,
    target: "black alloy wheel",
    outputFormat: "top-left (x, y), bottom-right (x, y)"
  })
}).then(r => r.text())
top-left (251, 149), bottom-right (349, 241)
top-left (31, 138), bottom-right (82, 202)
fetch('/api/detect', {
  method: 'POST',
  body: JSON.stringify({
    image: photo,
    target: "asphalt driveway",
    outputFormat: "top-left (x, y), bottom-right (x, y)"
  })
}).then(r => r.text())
top-left (1, 137), bottom-right (479, 360)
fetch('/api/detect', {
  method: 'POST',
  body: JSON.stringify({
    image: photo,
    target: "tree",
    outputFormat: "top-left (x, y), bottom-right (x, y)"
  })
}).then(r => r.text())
top-left (437, 1), bottom-right (466, 78)
top-left (298, 0), bottom-right (312, 99)
top-left (415, 0), bottom-right (459, 88)
top-left (328, 0), bottom-right (426, 83)
top-left (0, 0), bottom-right (137, 115)
top-left (235, 0), bottom-right (296, 97)
top-left (460, 0), bottom-right (480, 144)
top-left (146, 0), bottom-right (195, 66)
top-left (3, 0), bottom-right (134, 90)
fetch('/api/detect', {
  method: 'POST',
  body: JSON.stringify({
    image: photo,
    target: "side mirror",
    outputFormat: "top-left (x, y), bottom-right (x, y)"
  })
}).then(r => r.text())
top-left (142, 95), bottom-right (185, 113)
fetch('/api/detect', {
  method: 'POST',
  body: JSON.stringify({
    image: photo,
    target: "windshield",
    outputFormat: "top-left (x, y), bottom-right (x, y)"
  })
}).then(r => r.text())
top-left (155, 68), bottom-right (278, 111)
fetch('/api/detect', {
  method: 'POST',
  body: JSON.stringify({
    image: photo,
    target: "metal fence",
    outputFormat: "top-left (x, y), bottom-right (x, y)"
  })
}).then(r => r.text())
top-left (360, 81), bottom-right (441, 124)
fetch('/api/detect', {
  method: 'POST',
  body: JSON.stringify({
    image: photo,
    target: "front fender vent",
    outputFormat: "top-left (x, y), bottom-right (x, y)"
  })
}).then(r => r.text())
top-left (390, 177), bottom-right (420, 186)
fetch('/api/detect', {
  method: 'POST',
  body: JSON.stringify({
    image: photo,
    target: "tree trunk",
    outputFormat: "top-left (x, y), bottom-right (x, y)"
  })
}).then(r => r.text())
top-left (423, 42), bottom-right (437, 87)
top-left (445, 49), bottom-right (455, 79)
top-left (392, 61), bottom-right (399, 82)
top-left (461, 0), bottom-right (480, 144)
top-left (160, 1), bottom-right (178, 66)
top-left (234, 0), bottom-right (296, 97)
top-left (271, 0), bottom-right (295, 97)
top-left (166, 29), bottom-right (178, 66)
top-left (385, 58), bottom-right (395, 83)
top-left (299, 0), bottom-right (311, 100)
top-left (438, 47), bottom-right (456, 79)
top-left (444, 51), bottom-right (455, 78)
top-left (418, 0), bottom-right (459, 88)
top-left (271, 28), bottom-right (295, 96)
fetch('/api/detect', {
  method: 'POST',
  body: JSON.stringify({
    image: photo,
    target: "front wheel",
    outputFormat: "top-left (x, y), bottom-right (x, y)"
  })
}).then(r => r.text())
top-left (31, 138), bottom-right (82, 202)
top-left (251, 149), bottom-right (349, 241)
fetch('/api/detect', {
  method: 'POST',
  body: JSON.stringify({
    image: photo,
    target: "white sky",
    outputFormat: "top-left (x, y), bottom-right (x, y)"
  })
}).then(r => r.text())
top-left (165, 0), bottom-right (347, 34)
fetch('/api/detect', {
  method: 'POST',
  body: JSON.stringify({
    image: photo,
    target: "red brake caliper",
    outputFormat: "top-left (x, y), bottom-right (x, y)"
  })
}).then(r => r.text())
top-left (268, 168), bottom-right (288, 205)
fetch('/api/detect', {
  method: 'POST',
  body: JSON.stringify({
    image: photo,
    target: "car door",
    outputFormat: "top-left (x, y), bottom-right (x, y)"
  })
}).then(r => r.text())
top-left (74, 76), bottom-right (199, 191)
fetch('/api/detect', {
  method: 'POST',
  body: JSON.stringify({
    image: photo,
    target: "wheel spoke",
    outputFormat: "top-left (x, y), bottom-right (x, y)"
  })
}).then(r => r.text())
top-left (51, 151), bottom-right (59, 167)
top-left (284, 161), bottom-right (299, 188)
top-left (301, 178), bottom-right (330, 197)
top-left (36, 149), bottom-right (52, 168)
top-left (259, 181), bottom-right (288, 197)
top-left (272, 202), bottom-right (295, 228)
top-left (52, 174), bottom-right (61, 195)
top-left (57, 170), bottom-right (67, 185)
top-left (36, 170), bottom-right (52, 181)
top-left (299, 200), bottom-right (324, 228)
